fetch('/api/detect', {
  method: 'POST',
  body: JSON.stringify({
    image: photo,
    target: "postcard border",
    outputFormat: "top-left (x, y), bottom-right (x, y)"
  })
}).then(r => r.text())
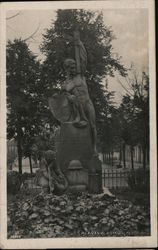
top-left (0, 0), bottom-right (157, 249)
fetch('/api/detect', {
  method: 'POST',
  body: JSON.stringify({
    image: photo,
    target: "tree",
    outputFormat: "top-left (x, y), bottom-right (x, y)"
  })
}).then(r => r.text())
top-left (7, 39), bottom-right (41, 173)
top-left (119, 95), bottom-right (139, 169)
top-left (40, 9), bottom-right (127, 135)
top-left (118, 70), bottom-right (149, 169)
top-left (100, 82), bottom-right (116, 163)
top-left (132, 72), bottom-right (149, 169)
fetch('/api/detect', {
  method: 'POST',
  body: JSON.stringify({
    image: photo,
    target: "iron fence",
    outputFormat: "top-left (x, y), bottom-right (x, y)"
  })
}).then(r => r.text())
top-left (102, 169), bottom-right (130, 189)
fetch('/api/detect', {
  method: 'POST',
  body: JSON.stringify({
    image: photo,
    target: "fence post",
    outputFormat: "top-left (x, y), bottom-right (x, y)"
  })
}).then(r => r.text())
top-left (119, 171), bottom-right (121, 188)
top-left (104, 170), bottom-right (105, 187)
top-left (111, 169), bottom-right (113, 189)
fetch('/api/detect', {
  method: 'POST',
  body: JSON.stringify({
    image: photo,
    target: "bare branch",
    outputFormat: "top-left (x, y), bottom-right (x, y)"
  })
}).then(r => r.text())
top-left (23, 23), bottom-right (40, 42)
top-left (117, 77), bottom-right (134, 97)
top-left (125, 76), bottom-right (132, 89)
top-left (133, 72), bottom-right (142, 98)
top-left (6, 12), bottom-right (20, 20)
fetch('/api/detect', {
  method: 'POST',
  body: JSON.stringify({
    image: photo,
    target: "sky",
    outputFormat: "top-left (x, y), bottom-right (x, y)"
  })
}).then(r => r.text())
top-left (6, 9), bottom-right (149, 104)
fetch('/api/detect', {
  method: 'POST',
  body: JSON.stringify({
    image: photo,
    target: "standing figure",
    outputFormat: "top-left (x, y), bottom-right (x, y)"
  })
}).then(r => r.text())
top-left (62, 58), bottom-right (97, 155)
top-left (49, 31), bottom-right (98, 155)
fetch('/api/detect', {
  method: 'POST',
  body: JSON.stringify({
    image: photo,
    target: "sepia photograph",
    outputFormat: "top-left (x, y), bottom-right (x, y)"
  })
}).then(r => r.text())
top-left (0, 0), bottom-right (157, 249)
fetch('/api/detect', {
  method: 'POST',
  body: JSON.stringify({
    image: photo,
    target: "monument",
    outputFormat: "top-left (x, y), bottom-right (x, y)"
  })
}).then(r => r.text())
top-left (48, 31), bottom-right (102, 194)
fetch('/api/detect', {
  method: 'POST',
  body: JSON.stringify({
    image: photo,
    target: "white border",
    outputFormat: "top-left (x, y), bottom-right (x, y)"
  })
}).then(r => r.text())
top-left (0, 0), bottom-right (157, 249)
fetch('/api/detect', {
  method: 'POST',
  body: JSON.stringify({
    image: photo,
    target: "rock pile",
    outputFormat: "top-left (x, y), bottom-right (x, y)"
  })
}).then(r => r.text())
top-left (8, 192), bottom-right (150, 238)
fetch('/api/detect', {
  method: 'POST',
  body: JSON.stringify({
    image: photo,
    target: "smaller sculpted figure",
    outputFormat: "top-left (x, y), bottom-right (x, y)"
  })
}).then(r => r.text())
top-left (34, 150), bottom-right (68, 194)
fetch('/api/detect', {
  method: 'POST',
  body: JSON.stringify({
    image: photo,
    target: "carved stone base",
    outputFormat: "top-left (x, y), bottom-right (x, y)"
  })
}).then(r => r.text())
top-left (66, 160), bottom-right (88, 193)
top-left (66, 184), bottom-right (87, 193)
top-left (55, 123), bottom-right (102, 194)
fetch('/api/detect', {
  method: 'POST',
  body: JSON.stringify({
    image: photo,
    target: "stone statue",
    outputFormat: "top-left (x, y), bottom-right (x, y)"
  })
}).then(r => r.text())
top-left (34, 150), bottom-right (68, 194)
top-left (49, 31), bottom-right (97, 155)
top-left (48, 31), bottom-right (102, 193)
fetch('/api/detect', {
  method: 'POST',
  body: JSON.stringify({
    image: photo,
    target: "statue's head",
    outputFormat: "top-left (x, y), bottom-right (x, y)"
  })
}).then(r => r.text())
top-left (44, 150), bottom-right (56, 163)
top-left (64, 58), bottom-right (76, 76)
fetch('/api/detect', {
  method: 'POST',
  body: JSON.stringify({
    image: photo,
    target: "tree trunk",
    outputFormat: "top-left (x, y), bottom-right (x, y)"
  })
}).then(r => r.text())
top-left (111, 148), bottom-right (114, 166)
top-left (109, 152), bottom-right (111, 165)
top-left (123, 143), bottom-right (126, 168)
top-left (143, 147), bottom-right (146, 169)
top-left (29, 155), bottom-right (33, 174)
top-left (119, 147), bottom-right (122, 165)
top-left (105, 153), bottom-right (107, 163)
top-left (130, 146), bottom-right (134, 170)
top-left (17, 119), bottom-right (23, 174)
top-left (17, 134), bottom-right (22, 174)
top-left (103, 153), bottom-right (105, 163)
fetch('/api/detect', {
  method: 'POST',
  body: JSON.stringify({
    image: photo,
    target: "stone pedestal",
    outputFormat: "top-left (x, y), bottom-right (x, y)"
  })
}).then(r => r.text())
top-left (56, 123), bottom-right (93, 172)
top-left (88, 173), bottom-right (102, 194)
top-left (55, 122), bottom-right (102, 193)
top-left (88, 155), bottom-right (103, 194)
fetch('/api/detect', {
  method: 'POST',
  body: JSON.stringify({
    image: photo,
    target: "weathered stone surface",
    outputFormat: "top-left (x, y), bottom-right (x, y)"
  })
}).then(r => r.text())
top-left (49, 94), bottom-right (73, 123)
top-left (55, 123), bottom-right (103, 193)
top-left (66, 160), bottom-right (88, 188)
top-left (66, 169), bottom-right (88, 186)
top-left (68, 160), bottom-right (82, 170)
top-left (88, 173), bottom-right (102, 194)
top-left (88, 155), bottom-right (102, 194)
top-left (88, 155), bottom-right (102, 174)
top-left (56, 123), bottom-right (93, 172)
top-left (67, 184), bottom-right (87, 193)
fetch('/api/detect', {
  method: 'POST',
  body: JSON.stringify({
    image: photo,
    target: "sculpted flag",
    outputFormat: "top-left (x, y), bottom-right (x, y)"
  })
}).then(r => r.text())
top-left (79, 39), bottom-right (87, 74)
top-left (74, 31), bottom-right (87, 75)
top-left (48, 94), bottom-right (72, 123)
